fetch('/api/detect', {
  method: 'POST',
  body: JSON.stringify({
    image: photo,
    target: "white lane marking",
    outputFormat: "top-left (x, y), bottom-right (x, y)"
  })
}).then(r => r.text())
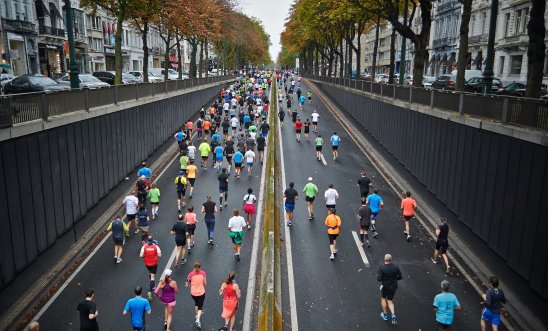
top-left (278, 89), bottom-right (299, 331)
top-left (320, 154), bottom-right (327, 166)
top-left (242, 96), bottom-right (270, 331)
top-left (159, 245), bottom-right (179, 282)
top-left (351, 231), bottom-right (370, 268)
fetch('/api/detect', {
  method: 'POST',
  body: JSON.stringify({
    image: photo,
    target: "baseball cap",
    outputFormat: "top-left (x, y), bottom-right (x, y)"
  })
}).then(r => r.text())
top-left (164, 269), bottom-right (172, 276)
top-left (308, 177), bottom-right (313, 181)
top-left (179, 170), bottom-right (184, 175)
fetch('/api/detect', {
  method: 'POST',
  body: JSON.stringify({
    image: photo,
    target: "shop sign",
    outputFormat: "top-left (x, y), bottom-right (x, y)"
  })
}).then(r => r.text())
top-left (7, 33), bottom-right (24, 41)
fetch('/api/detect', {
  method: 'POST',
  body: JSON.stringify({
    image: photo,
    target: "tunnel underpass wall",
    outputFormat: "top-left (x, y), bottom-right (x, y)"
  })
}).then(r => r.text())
top-left (315, 82), bottom-right (548, 301)
top-left (0, 85), bottom-right (220, 289)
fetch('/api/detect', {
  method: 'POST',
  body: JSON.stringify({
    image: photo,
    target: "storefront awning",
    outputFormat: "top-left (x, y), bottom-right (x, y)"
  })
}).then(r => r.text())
top-left (35, 0), bottom-right (50, 17)
top-left (0, 64), bottom-right (12, 69)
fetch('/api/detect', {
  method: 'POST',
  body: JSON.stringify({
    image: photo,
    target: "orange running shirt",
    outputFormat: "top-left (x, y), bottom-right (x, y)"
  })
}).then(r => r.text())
top-left (188, 269), bottom-right (206, 296)
top-left (203, 121), bottom-right (211, 130)
top-left (401, 197), bottom-right (416, 216)
top-left (325, 214), bottom-right (341, 235)
top-left (186, 165), bottom-right (197, 178)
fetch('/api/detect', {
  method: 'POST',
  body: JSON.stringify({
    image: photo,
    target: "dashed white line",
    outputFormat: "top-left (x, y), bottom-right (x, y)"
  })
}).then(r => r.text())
top-left (320, 154), bottom-right (327, 166)
top-left (351, 231), bottom-right (370, 268)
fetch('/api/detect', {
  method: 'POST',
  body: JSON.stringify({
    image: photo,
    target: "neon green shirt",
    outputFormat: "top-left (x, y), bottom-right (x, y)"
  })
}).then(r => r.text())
top-left (198, 142), bottom-right (211, 157)
top-left (147, 188), bottom-right (160, 203)
top-left (315, 137), bottom-right (323, 146)
top-left (179, 155), bottom-right (189, 170)
top-left (303, 182), bottom-right (318, 198)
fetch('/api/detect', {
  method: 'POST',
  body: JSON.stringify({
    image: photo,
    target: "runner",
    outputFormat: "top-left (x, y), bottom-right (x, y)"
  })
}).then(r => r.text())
top-left (185, 206), bottom-right (198, 253)
top-left (324, 184), bottom-right (339, 210)
top-left (367, 189), bottom-right (383, 238)
top-left (179, 151), bottom-right (190, 173)
top-left (230, 116), bottom-right (239, 136)
top-left (433, 280), bottom-right (461, 330)
top-left (171, 214), bottom-right (187, 268)
top-left (260, 119), bottom-right (270, 138)
top-left (243, 113), bottom-right (251, 131)
top-left (357, 198), bottom-right (372, 247)
top-left (174, 171), bottom-right (187, 212)
top-left (218, 168), bottom-right (229, 209)
top-left (278, 107), bottom-right (285, 128)
top-left (186, 261), bottom-right (207, 329)
top-left (221, 117), bottom-right (230, 140)
top-left (325, 208), bottom-right (341, 260)
top-left (298, 94), bottom-right (306, 110)
top-left (283, 181), bottom-right (299, 227)
top-left (214, 143), bottom-right (224, 170)
top-left (154, 269), bottom-right (178, 331)
top-left (186, 160), bottom-right (198, 198)
top-left (201, 196), bottom-right (217, 245)
top-left (135, 175), bottom-right (149, 208)
top-left (307, 90), bottom-right (312, 104)
top-left (315, 134), bottom-right (323, 161)
top-left (295, 117), bottom-right (302, 142)
top-left (224, 137), bottom-right (235, 174)
top-left (296, 87), bottom-right (302, 100)
top-left (303, 119), bottom-right (311, 140)
top-left (401, 191), bottom-right (417, 241)
top-left (228, 209), bottom-right (247, 262)
top-left (203, 118), bottom-right (212, 139)
top-left (123, 191), bottom-right (139, 235)
top-left (243, 188), bottom-right (257, 230)
top-left (378, 254), bottom-right (403, 325)
top-left (196, 118), bottom-right (203, 139)
top-left (244, 148), bottom-right (256, 175)
top-left (302, 177), bottom-right (318, 220)
top-left (147, 183), bottom-right (160, 220)
top-left (107, 215), bottom-right (128, 264)
top-left (140, 236), bottom-right (162, 299)
top-left (123, 286), bottom-right (151, 331)
top-left (291, 108), bottom-right (298, 124)
top-left (330, 131), bottom-right (341, 160)
top-left (256, 133), bottom-right (266, 164)
top-left (185, 119), bottom-right (194, 138)
top-left (286, 96), bottom-right (292, 113)
top-left (219, 272), bottom-right (241, 331)
top-left (77, 289), bottom-right (99, 331)
top-left (431, 217), bottom-right (451, 273)
top-left (480, 276), bottom-right (506, 331)
top-left (137, 162), bottom-right (152, 179)
top-left (311, 109), bottom-right (320, 133)
top-left (137, 204), bottom-right (150, 244)
top-left (357, 171), bottom-right (372, 199)
top-left (233, 149), bottom-right (244, 179)
top-left (198, 139), bottom-right (211, 170)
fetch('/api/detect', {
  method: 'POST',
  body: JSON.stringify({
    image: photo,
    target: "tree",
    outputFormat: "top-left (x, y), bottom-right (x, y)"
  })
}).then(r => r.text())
top-left (455, 0), bottom-right (472, 91)
top-left (525, 0), bottom-right (546, 98)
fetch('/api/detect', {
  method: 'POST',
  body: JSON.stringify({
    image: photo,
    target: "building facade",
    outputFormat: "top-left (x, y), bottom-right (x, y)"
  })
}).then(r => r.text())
top-left (429, 0), bottom-right (462, 76)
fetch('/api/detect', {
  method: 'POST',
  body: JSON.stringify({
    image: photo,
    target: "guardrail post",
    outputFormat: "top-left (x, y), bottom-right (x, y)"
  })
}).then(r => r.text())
top-left (430, 88), bottom-right (435, 108)
top-left (135, 83), bottom-right (139, 100)
top-left (164, 81), bottom-right (168, 94)
top-left (152, 82), bottom-right (155, 97)
top-left (370, 82), bottom-right (373, 93)
top-left (393, 85), bottom-right (396, 100)
top-left (409, 86), bottom-right (413, 103)
top-left (380, 84), bottom-right (384, 97)
top-left (502, 97), bottom-right (509, 123)
top-left (84, 88), bottom-right (90, 111)
top-left (458, 93), bottom-right (464, 115)
top-left (113, 85), bottom-right (118, 105)
top-left (40, 93), bottom-right (49, 120)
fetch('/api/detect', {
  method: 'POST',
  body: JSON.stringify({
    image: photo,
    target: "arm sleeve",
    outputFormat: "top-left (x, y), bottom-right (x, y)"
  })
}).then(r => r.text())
top-left (123, 223), bottom-right (129, 231)
top-left (377, 267), bottom-right (383, 282)
top-left (396, 267), bottom-right (403, 280)
top-left (107, 222), bottom-right (112, 231)
top-left (124, 301), bottom-right (130, 312)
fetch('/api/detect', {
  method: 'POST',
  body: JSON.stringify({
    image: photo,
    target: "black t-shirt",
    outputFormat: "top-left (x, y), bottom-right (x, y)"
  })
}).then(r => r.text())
top-left (291, 111), bottom-right (298, 121)
top-left (438, 223), bottom-right (449, 241)
top-left (222, 120), bottom-right (230, 130)
top-left (256, 136), bottom-right (266, 148)
top-left (278, 110), bottom-right (285, 119)
top-left (377, 264), bottom-right (402, 290)
top-left (172, 222), bottom-right (187, 241)
top-left (286, 99), bottom-right (292, 108)
top-left (358, 176), bottom-right (371, 194)
top-left (246, 138), bottom-right (255, 149)
top-left (237, 140), bottom-right (245, 152)
top-left (136, 180), bottom-right (147, 194)
top-left (358, 205), bottom-right (372, 226)
top-left (284, 188), bottom-right (298, 204)
top-left (202, 201), bottom-right (216, 218)
top-left (225, 140), bottom-right (235, 148)
top-left (218, 173), bottom-right (229, 189)
top-left (260, 123), bottom-right (270, 132)
top-left (224, 144), bottom-right (235, 156)
top-left (77, 300), bottom-right (98, 329)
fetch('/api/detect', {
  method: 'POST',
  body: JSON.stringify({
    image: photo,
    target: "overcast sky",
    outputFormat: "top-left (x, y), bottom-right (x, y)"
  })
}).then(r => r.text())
top-left (239, 0), bottom-right (293, 62)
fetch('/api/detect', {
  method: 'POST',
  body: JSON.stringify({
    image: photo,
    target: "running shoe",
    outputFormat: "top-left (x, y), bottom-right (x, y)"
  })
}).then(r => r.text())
top-left (333, 249), bottom-right (338, 255)
top-left (116, 258), bottom-right (122, 264)
top-left (114, 256), bottom-right (117, 263)
top-left (287, 221), bottom-right (292, 227)
top-left (430, 257), bottom-right (437, 264)
top-left (446, 266), bottom-right (451, 274)
top-left (391, 315), bottom-right (397, 325)
top-left (247, 225), bottom-right (251, 230)
top-left (174, 260), bottom-right (179, 269)
top-left (147, 291), bottom-right (152, 301)
top-left (406, 235), bottom-right (411, 242)
top-left (190, 242), bottom-right (195, 248)
top-left (367, 241), bottom-right (371, 248)
top-left (373, 231), bottom-right (378, 238)
top-left (329, 254), bottom-right (335, 260)
top-left (195, 319), bottom-right (201, 329)
top-left (380, 312), bottom-right (388, 321)
top-left (134, 230), bottom-right (139, 234)
top-left (220, 206), bottom-right (223, 211)
top-left (181, 258), bottom-right (187, 265)
top-left (236, 254), bottom-right (241, 262)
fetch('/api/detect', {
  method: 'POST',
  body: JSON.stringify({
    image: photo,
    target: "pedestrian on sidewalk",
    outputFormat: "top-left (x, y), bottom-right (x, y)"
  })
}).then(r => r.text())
top-left (325, 208), bottom-right (341, 260)
top-left (284, 181), bottom-right (299, 226)
top-left (315, 134), bottom-right (323, 161)
top-left (377, 254), bottom-right (402, 325)
top-left (174, 171), bottom-right (188, 212)
top-left (219, 272), bottom-right (241, 331)
top-left (147, 183), bottom-right (160, 220)
top-left (401, 191), bottom-right (417, 241)
top-left (202, 196), bottom-right (217, 245)
top-left (123, 285), bottom-right (151, 331)
top-left (431, 217), bottom-right (451, 273)
top-left (140, 236), bottom-right (162, 299)
top-left (137, 204), bottom-right (150, 244)
top-left (330, 132), bottom-right (340, 160)
top-left (243, 188), bottom-right (257, 230)
top-left (155, 269), bottom-right (178, 331)
top-left (186, 261), bottom-right (207, 329)
top-left (107, 215), bottom-right (128, 264)
top-left (171, 214), bottom-right (187, 268)
top-left (228, 209), bottom-right (247, 262)
top-left (358, 198), bottom-right (372, 248)
top-left (433, 280), bottom-right (461, 330)
top-left (480, 276), bottom-right (507, 331)
top-left (357, 171), bottom-right (372, 199)
top-left (324, 184), bottom-right (339, 211)
top-left (185, 206), bottom-right (198, 253)
top-left (77, 289), bottom-right (99, 331)
top-left (123, 191), bottom-right (139, 234)
top-left (366, 189), bottom-right (383, 238)
top-left (302, 177), bottom-right (318, 220)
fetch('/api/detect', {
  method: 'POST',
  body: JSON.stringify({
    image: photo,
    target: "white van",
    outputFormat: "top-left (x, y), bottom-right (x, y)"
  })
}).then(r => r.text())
top-left (451, 69), bottom-right (482, 82)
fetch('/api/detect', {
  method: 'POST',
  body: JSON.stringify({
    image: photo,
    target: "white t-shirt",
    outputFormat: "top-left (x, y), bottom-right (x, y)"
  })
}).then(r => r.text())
top-left (231, 98), bottom-right (238, 107)
top-left (228, 216), bottom-right (247, 232)
top-left (249, 132), bottom-right (257, 139)
top-left (324, 188), bottom-right (339, 205)
top-left (243, 194), bottom-right (257, 204)
top-left (244, 150), bottom-right (256, 163)
top-left (123, 195), bottom-right (139, 214)
top-left (311, 112), bottom-right (320, 122)
top-left (187, 145), bottom-right (196, 159)
top-left (230, 117), bottom-right (239, 128)
top-left (223, 102), bottom-right (230, 111)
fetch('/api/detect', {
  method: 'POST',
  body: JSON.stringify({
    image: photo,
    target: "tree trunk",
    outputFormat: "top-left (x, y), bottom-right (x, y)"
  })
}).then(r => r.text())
top-left (176, 35), bottom-right (182, 79)
top-left (347, 38), bottom-right (353, 78)
top-left (372, 15), bottom-right (381, 79)
top-left (114, 7), bottom-right (125, 85)
top-left (389, 29), bottom-right (396, 84)
top-left (199, 39), bottom-right (204, 78)
top-left (189, 38), bottom-right (198, 78)
top-left (525, 0), bottom-right (546, 98)
top-left (356, 33), bottom-right (362, 76)
top-left (163, 35), bottom-right (171, 81)
top-left (205, 39), bottom-right (209, 77)
top-left (315, 49), bottom-right (319, 75)
top-left (142, 20), bottom-right (149, 82)
top-left (456, 0), bottom-right (472, 91)
top-left (338, 41), bottom-right (344, 77)
top-left (328, 53), bottom-right (334, 76)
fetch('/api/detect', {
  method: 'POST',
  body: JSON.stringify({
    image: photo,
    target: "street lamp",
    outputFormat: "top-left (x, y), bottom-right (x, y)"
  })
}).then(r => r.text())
top-left (482, 0), bottom-right (498, 94)
top-left (63, 0), bottom-right (79, 89)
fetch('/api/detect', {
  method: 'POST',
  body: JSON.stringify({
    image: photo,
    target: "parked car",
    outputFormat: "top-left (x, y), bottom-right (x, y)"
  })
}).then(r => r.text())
top-left (496, 82), bottom-right (547, 97)
top-left (422, 76), bottom-right (437, 89)
top-left (431, 74), bottom-right (456, 90)
top-left (374, 74), bottom-right (389, 83)
top-left (149, 68), bottom-right (184, 80)
top-left (464, 76), bottom-right (504, 93)
top-left (0, 73), bottom-right (15, 93)
top-left (451, 69), bottom-right (483, 82)
top-left (92, 71), bottom-right (140, 85)
top-left (58, 74), bottom-right (110, 89)
top-left (3, 74), bottom-right (70, 94)
top-left (128, 71), bottom-right (164, 83)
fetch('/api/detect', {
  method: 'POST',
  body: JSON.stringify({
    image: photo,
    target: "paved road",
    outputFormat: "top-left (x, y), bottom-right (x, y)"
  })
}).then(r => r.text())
top-left (277, 80), bottom-right (505, 330)
top-left (37, 113), bottom-right (266, 330)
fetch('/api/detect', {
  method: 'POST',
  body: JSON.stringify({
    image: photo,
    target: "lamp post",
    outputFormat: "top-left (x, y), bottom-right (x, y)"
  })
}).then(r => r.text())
top-left (482, 0), bottom-right (498, 94)
top-left (63, 0), bottom-right (79, 89)
top-left (398, 0), bottom-right (409, 85)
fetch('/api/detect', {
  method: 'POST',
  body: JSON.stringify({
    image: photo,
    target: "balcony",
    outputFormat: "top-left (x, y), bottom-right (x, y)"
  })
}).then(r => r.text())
top-left (497, 34), bottom-right (529, 51)
top-left (1, 18), bottom-right (35, 33)
top-left (468, 34), bottom-right (488, 45)
top-left (39, 24), bottom-right (65, 38)
top-left (437, 1), bottom-right (458, 13)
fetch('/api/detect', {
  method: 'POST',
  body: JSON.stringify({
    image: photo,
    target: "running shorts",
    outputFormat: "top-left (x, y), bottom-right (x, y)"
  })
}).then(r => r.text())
top-left (186, 224), bottom-right (196, 235)
top-left (380, 286), bottom-right (397, 300)
top-left (284, 203), bottom-right (295, 212)
top-left (215, 156), bottom-right (223, 162)
top-left (481, 308), bottom-right (501, 326)
top-left (201, 156), bottom-right (208, 161)
top-left (257, 146), bottom-right (265, 152)
top-left (176, 238), bottom-right (186, 247)
top-left (113, 237), bottom-right (124, 245)
top-left (246, 162), bottom-right (253, 167)
top-left (192, 294), bottom-right (206, 310)
top-left (235, 162), bottom-right (243, 168)
top-left (177, 190), bottom-right (186, 199)
top-left (312, 121), bottom-right (318, 126)
top-left (332, 145), bottom-right (339, 150)
top-left (188, 178), bottom-right (196, 186)
top-left (403, 215), bottom-right (413, 221)
top-left (328, 233), bottom-right (338, 244)
top-left (326, 204), bottom-right (336, 209)
top-left (127, 213), bottom-right (137, 221)
top-left (226, 155), bottom-right (233, 163)
top-left (316, 146), bottom-right (322, 151)
top-left (371, 212), bottom-right (379, 220)
top-left (436, 322), bottom-right (451, 330)
top-left (219, 187), bottom-right (228, 193)
top-left (305, 196), bottom-right (315, 202)
top-left (296, 129), bottom-right (301, 133)
top-left (435, 239), bottom-right (449, 254)
top-left (146, 264), bottom-right (158, 275)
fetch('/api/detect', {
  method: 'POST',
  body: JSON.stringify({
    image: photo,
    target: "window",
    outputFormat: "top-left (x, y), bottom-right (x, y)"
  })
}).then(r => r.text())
top-left (3, 0), bottom-right (9, 18)
top-left (522, 8), bottom-right (529, 34)
top-left (481, 11), bottom-right (487, 34)
top-left (470, 15), bottom-right (476, 35)
top-left (510, 55), bottom-right (522, 75)
top-left (498, 56), bottom-right (505, 75)
top-left (515, 9), bottom-right (522, 34)
top-left (503, 13), bottom-right (510, 37)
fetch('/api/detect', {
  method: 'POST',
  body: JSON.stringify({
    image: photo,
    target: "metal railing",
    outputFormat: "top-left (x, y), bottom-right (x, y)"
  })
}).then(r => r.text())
top-left (303, 74), bottom-right (548, 132)
top-left (0, 75), bottom-right (234, 129)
